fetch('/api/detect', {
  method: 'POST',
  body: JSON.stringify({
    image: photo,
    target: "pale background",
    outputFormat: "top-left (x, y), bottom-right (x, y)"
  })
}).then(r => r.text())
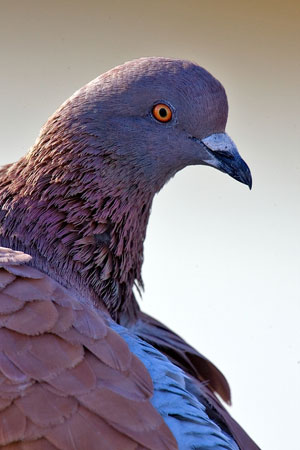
top-left (1, 1), bottom-right (299, 449)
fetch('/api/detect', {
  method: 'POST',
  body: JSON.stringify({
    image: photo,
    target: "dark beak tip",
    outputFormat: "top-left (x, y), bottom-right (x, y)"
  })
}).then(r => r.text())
top-left (231, 167), bottom-right (252, 190)
top-left (238, 160), bottom-right (252, 190)
top-left (227, 162), bottom-right (252, 190)
top-left (242, 175), bottom-right (252, 191)
top-left (246, 171), bottom-right (252, 190)
top-left (247, 169), bottom-right (253, 190)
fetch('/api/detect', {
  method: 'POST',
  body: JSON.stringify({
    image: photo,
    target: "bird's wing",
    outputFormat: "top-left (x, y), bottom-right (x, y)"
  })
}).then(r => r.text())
top-left (187, 379), bottom-right (260, 450)
top-left (133, 311), bottom-right (261, 450)
top-left (133, 311), bottom-right (231, 403)
top-left (0, 247), bottom-right (177, 450)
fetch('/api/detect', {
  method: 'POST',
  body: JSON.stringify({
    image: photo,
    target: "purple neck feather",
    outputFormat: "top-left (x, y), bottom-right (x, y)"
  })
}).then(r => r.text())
top-left (0, 113), bottom-right (154, 321)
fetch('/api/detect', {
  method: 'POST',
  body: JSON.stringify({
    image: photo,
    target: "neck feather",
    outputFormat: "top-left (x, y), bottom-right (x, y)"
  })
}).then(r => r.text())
top-left (0, 147), bottom-right (154, 321)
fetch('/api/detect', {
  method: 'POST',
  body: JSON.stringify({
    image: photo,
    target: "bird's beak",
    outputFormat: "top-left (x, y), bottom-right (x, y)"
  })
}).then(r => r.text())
top-left (200, 133), bottom-right (252, 189)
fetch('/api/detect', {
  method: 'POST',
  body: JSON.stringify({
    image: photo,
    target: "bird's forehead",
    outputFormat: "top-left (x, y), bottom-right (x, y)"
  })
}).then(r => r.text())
top-left (103, 57), bottom-right (225, 101)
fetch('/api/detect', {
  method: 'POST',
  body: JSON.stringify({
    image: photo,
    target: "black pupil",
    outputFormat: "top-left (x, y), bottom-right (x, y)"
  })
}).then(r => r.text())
top-left (159, 108), bottom-right (167, 117)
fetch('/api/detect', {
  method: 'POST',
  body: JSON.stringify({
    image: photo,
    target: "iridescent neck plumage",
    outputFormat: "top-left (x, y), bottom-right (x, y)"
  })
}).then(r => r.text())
top-left (0, 145), bottom-right (154, 320)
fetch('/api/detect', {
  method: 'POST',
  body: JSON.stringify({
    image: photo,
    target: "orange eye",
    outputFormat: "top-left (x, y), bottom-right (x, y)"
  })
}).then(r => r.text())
top-left (152, 103), bottom-right (172, 122)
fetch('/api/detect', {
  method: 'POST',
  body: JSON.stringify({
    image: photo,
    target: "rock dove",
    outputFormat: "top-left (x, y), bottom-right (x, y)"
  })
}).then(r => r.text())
top-left (0, 57), bottom-right (258, 449)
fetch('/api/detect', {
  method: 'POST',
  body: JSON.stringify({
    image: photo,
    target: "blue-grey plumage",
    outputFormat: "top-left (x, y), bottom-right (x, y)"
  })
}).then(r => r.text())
top-left (112, 321), bottom-right (239, 450)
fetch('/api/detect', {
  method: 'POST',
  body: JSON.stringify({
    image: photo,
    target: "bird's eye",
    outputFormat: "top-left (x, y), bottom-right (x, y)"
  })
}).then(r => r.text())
top-left (152, 104), bottom-right (172, 123)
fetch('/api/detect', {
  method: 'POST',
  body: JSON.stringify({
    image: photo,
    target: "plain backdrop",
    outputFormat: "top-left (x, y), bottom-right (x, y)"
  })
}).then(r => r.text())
top-left (1, 1), bottom-right (299, 449)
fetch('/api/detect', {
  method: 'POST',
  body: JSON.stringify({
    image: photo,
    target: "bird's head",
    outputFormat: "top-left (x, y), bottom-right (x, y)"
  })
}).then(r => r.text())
top-left (4, 57), bottom-right (251, 314)
top-left (41, 57), bottom-right (251, 196)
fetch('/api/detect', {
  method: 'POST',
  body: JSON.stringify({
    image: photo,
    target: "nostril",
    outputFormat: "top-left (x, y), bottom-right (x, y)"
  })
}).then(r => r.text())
top-left (212, 150), bottom-right (235, 160)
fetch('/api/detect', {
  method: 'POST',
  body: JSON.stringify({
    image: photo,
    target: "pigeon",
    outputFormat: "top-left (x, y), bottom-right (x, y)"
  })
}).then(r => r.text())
top-left (0, 57), bottom-right (259, 449)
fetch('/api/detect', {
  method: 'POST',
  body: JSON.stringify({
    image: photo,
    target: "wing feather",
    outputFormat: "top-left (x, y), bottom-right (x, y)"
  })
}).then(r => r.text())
top-left (0, 403), bottom-right (26, 446)
top-left (0, 247), bottom-right (177, 449)
top-left (1, 300), bottom-right (59, 335)
top-left (45, 406), bottom-right (139, 450)
top-left (132, 310), bottom-right (260, 449)
top-left (133, 310), bottom-right (231, 403)
top-left (5, 439), bottom-right (59, 450)
top-left (0, 292), bottom-right (25, 315)
top-left (0, 269), bottom-right (16, 289)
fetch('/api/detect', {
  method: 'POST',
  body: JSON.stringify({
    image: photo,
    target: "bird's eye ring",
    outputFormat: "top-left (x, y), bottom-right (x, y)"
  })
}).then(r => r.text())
top-left (152, 104), bottom-right (172, 123)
